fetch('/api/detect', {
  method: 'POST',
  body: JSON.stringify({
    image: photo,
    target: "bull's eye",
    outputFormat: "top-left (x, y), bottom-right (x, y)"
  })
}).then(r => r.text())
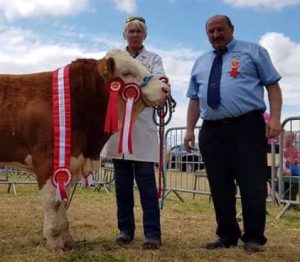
top-left (122, 71), bottom-right (134, 78)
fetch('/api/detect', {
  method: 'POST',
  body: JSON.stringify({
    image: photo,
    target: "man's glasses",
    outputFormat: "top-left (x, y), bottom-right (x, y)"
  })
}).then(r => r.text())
top-left (126, 16), bottom-right (146, 24)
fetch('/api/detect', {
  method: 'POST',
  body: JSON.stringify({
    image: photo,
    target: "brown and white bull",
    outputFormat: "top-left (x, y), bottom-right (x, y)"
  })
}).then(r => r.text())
top-left (0, 49), bottom-right (169, 252)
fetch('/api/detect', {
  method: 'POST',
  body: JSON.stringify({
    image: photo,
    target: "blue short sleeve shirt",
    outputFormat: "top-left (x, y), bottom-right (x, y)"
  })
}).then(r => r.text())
top-left (186, 39), bottom-right (281, 120)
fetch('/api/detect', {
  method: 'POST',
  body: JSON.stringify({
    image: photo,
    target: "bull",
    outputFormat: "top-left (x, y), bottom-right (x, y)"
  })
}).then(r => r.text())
top-left (0, 49), bottom-right (169, 252)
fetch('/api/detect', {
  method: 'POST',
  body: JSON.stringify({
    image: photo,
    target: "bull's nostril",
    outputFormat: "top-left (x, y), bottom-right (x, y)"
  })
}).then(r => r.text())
top-left (162, 87), bottom-right (169, 94)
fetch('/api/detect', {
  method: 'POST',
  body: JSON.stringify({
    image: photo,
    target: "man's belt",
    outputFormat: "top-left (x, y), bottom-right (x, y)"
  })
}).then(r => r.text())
top-left (204, 110), bottom-right (263, 124)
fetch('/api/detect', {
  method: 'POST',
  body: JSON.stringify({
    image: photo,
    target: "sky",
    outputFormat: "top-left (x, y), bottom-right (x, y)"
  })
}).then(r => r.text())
top-left (0, 0), bottom-right (299, 128)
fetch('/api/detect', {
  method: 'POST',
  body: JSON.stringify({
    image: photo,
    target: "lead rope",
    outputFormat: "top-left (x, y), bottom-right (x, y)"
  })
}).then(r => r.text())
top-left (66, 182), bottom-right (78, 210)
top-left (153, 78), bottom-right (176, 209)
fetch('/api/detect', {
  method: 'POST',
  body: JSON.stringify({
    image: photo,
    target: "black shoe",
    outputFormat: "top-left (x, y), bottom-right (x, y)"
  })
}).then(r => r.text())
top-left (244, 241), bottom-right (264, 253)
top-left (205, 237), bottom-right (238, 249)
top-left (116, 232), bottom-right (133, 245)
top-left (143, 238), bottom-right (161, 250)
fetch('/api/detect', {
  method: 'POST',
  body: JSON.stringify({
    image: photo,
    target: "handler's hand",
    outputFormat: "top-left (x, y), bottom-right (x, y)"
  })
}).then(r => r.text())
top-left (184, 129), bottom-right (195, 153)
top-left (266, 117), bottom-right (281, 139)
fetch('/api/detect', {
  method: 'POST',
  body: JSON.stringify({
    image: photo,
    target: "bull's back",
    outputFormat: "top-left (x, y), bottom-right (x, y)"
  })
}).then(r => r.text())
top-left (0, 72), bottom-right (53, 164)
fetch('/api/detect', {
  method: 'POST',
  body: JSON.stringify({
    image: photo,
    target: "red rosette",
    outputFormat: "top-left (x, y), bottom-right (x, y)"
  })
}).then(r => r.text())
top-left (121, 83), bottom-right (141, 102)
top-left (108, 77), bottom-right (124, 92)
top-left (51, 168), bottom-right (72, 187)
top-left (104, 77), bottom-right (125, 133)
top-left (52, 168), bottom-right (72, 202)
top-left (118, 83), bottom-right (141, 155)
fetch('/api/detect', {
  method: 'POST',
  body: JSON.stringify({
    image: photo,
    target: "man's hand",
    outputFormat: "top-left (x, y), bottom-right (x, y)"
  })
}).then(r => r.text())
top-left (184, 129), bottom-right (195, 153)
top-left (266, 117), bottom-right (281, 139)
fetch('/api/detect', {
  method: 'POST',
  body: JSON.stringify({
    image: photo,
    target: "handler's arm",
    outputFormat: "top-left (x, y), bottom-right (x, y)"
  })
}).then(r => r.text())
top-left (266, 82), bottom-right (282, 138)
top-left (184, 99), bottom-right (200, 152)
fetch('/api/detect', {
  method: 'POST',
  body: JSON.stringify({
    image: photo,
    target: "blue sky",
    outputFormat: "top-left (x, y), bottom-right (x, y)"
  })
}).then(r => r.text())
top-left (0, 0), bottom-right (300, 127)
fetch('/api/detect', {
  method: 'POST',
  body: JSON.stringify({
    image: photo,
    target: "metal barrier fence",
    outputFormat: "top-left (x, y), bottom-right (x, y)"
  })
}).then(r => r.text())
top-left (0, 166), bottom-right (36, 194)
top-left (0, 160), bottom-right (114, 194)
top-left (93, 158), bottom-right (115, 193)
top-left (163, 126), bottom-right (210, 202)
top-left (276, 117), bottom-right (300, 218)
top-left (163, 120), bottom-right (300, 219)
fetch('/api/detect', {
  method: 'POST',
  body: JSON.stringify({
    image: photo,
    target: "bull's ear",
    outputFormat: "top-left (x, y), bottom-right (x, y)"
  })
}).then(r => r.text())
top-left (97, 58), bottom-right (115, 81)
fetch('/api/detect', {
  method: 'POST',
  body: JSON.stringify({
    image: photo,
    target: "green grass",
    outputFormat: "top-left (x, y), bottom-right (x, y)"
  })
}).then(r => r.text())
top-left (0, 183), bottom-right (300, 262)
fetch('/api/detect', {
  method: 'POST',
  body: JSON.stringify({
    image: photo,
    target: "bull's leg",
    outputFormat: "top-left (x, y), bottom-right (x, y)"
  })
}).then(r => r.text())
top-left (40, 180), bottom-right (66, 253)
top-left (58, 188), bottom-right (73, 249)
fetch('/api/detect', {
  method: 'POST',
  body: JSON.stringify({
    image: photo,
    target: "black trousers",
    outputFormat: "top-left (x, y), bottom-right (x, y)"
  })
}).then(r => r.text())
top-left (199, 111), bottom-right (268, 245)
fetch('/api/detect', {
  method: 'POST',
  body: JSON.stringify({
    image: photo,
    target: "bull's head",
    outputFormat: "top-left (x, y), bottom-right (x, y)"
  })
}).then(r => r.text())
top-left (99, 49), bottom-right (170, 107)
top-left (97, 49), bottom-right (170, 154)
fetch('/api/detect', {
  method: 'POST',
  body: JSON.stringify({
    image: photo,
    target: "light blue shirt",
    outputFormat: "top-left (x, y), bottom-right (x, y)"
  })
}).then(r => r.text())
top-left (186, 38), bottom-right (281, 120)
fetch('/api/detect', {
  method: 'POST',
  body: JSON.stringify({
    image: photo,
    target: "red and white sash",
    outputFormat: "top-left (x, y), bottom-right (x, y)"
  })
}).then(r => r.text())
top-left (52, 65), bottom-right (72, 202)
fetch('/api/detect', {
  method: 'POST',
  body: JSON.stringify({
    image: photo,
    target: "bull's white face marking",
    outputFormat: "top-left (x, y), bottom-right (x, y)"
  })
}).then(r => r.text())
top-left (105, 49), bottom-right (169, 106)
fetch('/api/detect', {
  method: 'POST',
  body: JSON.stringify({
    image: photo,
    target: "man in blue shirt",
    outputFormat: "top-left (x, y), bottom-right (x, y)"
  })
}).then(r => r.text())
top-left (184, 15), bottom-right (282, 252)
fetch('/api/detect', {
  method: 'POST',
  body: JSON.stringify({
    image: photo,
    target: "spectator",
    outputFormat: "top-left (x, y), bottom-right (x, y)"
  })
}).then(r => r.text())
top-left (283, 131), bottom-right (299, 201)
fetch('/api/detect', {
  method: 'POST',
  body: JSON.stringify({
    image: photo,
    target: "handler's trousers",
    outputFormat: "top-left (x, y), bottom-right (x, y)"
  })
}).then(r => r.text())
top-left (113, 159), bottom-right (161, 241)
top-left (199, 111), bottom-right (268, 245)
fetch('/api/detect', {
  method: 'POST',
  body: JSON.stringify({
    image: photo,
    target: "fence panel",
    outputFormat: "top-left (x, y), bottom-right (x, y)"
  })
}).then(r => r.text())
top-left (276, 117), bottom-right (300, 218)
top-left (163, 126), bottom-right (210, 201)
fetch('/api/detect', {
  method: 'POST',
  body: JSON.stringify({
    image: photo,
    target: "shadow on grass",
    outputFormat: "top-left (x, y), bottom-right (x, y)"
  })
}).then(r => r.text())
top-left (67, 238), bottom-right (123, 262)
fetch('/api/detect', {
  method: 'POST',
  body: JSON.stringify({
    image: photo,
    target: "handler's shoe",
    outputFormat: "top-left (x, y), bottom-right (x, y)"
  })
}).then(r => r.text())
top-left (116, 232), bottom-right (133, 245)
top-left (205, 237), bottom-right (238, 249)
top-left (143, 238), bottom-right (161, 250)
top-left (244, 241), bottom-right (264, 253)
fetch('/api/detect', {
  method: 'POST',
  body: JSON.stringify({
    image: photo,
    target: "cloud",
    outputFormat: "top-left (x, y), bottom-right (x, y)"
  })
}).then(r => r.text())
top-left (0, 0), bottom-right (90, 22)
top-left (0, 26), bottom-right (105, 73)
top-left (259, 32), bottom-right (300, 108)
top-left (224, 0), bottom-right (300, 9)
top-left (111, 0), bottom-right (136, 13)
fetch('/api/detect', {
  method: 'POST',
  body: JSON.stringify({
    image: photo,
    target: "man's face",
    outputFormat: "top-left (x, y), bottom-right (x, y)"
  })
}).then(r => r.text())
top-left (124, 25), bottom-right (145, 49)
top-left (206, 16), bottom-right (233, 50)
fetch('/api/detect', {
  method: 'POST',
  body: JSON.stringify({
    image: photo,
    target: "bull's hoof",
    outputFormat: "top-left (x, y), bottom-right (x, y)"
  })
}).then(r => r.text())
top-left (53, 247), bottom-right (67, 256)
top-left (63, 240), bottom-right (74, 250)
top-left (46, 237), bottom-right (67, 254)
top-left (62, 233), bottom-right (74, 250)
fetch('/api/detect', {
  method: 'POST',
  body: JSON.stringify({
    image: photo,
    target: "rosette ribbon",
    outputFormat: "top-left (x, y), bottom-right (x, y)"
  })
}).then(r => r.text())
top-left (52, 65), bottom-right (72, 202)
top-left (118, 83), bottom-right (141, 154)
top-left (104, 78), bottom-right (124, 133)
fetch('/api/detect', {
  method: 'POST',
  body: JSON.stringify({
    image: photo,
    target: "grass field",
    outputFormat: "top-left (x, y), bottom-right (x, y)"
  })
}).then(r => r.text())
top-left (0, 183), bottom-right (300, 262)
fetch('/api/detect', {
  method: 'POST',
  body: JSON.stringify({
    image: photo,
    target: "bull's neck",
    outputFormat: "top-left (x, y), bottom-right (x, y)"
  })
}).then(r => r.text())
top-left (68, 60), bottom-right (110, 158)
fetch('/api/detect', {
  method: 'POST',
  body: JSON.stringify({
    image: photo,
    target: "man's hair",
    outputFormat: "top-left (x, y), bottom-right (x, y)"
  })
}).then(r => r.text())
top-left (206, 15), bottom-right (233, 29)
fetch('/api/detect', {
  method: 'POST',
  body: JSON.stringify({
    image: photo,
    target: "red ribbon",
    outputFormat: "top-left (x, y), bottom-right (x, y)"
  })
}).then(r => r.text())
top-left (118, 83), bottom-right (141, 154)
top-left (52, 65), bottom-right (72, 202)
top-left (104, 78), bottom-right (124, 133)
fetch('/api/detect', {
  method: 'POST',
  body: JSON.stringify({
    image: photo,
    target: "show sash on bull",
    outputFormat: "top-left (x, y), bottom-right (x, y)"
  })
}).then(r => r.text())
top-left (0, 48), bottom-right (169, 253)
